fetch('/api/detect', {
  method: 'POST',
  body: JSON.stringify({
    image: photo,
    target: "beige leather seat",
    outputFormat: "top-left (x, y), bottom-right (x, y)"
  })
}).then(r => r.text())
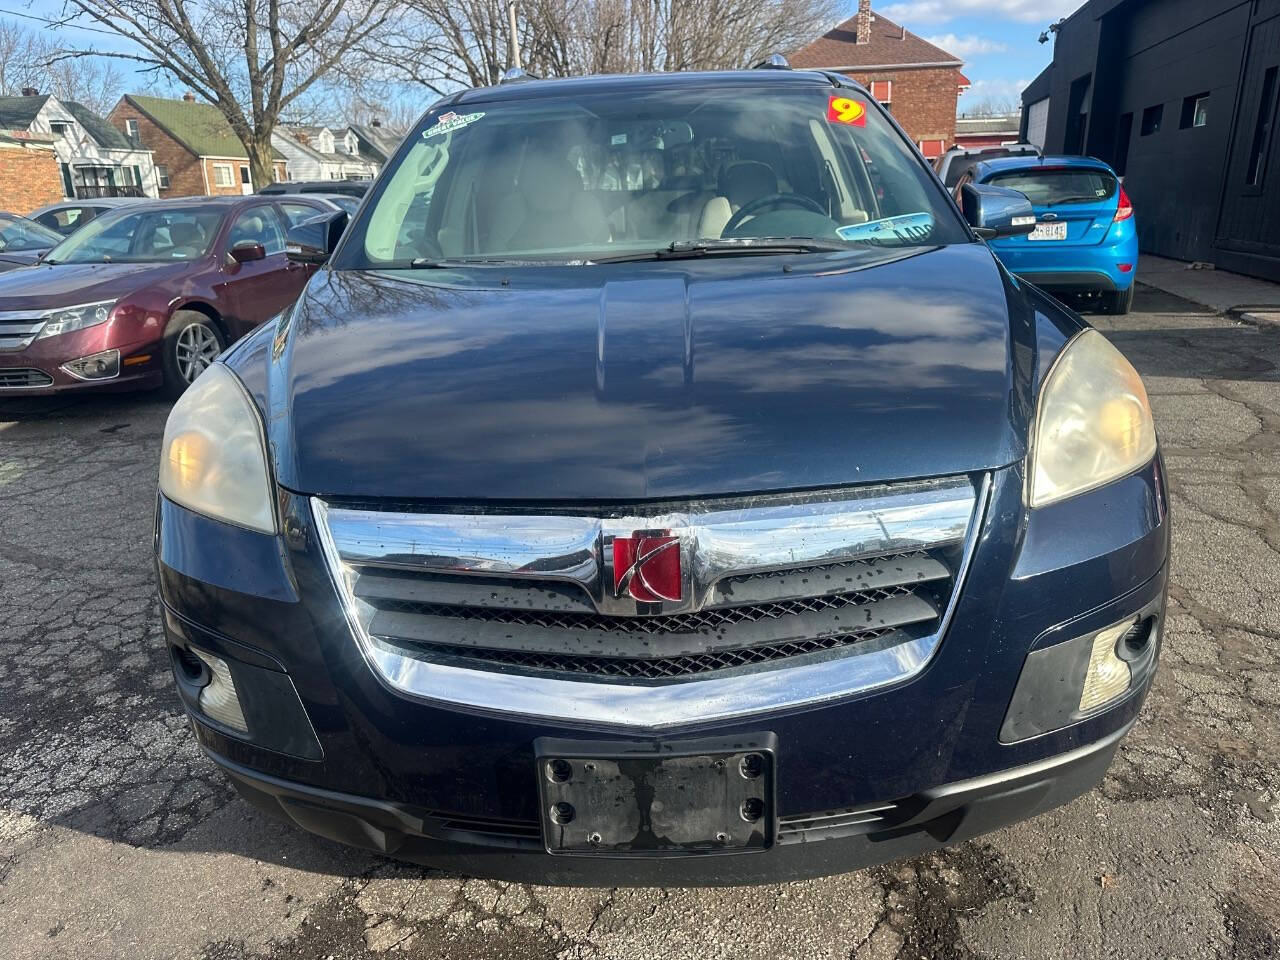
top-left (488, 153), bottom-right (610, 254)
top-left (696, 161), bottom-right (779, 239)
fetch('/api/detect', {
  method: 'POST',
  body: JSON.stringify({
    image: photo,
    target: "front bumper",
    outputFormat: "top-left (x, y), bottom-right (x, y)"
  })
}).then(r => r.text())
top-left (156, 459), bottom-right (1169, 884)
top-left (0, 325), bottom-right (163, 395)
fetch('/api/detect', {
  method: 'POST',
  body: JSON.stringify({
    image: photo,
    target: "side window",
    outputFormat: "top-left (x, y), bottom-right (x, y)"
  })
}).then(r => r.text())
top-left (279, 202), bottom-right (325, 227)
top-left (228, 205), bottom-right (286, 255)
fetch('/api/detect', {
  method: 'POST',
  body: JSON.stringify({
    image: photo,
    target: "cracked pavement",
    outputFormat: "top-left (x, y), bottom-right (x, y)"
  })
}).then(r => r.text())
top-left (1, 285), bottom-right (1278, 959)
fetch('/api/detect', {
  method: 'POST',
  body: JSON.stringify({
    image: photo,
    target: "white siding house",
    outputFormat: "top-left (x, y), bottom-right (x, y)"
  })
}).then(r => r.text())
top-left (271, 125), bottom-right (379, 182)
top-left (0, 93), bottom-right (159, 198)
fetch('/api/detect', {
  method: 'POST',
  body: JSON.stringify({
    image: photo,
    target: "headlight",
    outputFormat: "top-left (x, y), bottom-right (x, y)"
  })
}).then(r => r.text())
top-left (36, 300), bottom-right (115, 339)
top-left (1029, 329), bottom-right (1157, 508)
top-left (158, 363), bottom-right (276, 533)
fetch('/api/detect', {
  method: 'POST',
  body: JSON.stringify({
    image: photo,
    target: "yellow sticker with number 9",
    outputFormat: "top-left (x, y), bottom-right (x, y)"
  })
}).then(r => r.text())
top-left (827, 96), bottom-right (867, 126)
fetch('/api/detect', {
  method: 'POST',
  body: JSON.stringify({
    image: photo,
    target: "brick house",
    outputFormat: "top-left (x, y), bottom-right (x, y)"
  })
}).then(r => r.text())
top-left (109, 93), bottom-right (287, 197)
top-left (0, 131), bottom-right (64, 215)
top-left (789, 0), bottom-right (969, 160)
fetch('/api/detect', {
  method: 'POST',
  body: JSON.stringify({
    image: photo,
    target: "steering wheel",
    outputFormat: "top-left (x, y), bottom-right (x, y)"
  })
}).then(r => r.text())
top-left (723, 193), bottom-right (826, 234)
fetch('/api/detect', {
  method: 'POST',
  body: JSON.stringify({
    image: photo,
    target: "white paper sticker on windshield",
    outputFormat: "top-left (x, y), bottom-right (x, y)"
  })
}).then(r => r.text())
top-left (837, 212), bottom-right (935, 245)
top-left (423, 111), bottom-right (485, 139)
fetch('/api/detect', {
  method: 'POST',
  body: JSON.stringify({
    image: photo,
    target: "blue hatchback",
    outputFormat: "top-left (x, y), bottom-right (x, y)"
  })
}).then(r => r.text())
top-left (965, 155), bottom-right (1137, 314)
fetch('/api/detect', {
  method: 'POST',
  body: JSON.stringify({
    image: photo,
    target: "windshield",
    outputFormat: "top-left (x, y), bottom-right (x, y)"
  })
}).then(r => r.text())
top-left (0, 214), bottom-right (61, 252)
top-left (988, 167), bottom-right (1117, 207)
top-left (46, 207), bottom-right (224, 264)
top-left (340, 84), bottom-right (967, 267)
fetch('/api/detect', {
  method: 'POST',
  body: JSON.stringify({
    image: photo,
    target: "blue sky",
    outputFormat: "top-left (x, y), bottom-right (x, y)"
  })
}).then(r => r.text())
top-left (10, 0), bottom-right (1088, 116)
top-left (873, 0), bottom-right (1088, 112)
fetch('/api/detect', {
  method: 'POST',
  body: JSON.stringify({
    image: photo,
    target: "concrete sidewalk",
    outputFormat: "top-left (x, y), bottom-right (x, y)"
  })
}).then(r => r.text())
top-left (1139, 254), bottom-right (1280, 322)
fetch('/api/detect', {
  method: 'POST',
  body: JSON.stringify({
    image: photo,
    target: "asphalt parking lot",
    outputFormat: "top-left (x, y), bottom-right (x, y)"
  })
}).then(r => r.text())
top-left (1, 284), bottom-right (1278, 960)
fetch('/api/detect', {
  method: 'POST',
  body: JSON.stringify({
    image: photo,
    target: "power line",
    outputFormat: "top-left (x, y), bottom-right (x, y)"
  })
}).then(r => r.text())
top-left (0, 7), bottom-right (125, 38)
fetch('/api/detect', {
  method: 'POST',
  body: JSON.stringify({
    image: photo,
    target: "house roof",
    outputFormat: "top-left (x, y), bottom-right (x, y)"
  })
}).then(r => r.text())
top-left (61, 100), bottom-right (134, 150)
top-left (122, 94), bottom-right (284, 159)
top-left (276, 125), bottom-right (375, 168)
top-left (789, 10), bottom-right (962, 70)
top-left (349, 123), bottom-right (401, 162)
top-left (956, 112), bottom-right (1022, 136)
top-left (0, 95), bottom-right (50, 131)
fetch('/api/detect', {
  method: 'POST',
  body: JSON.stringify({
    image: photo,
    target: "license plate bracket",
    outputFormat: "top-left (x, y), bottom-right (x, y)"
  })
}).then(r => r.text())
top-left (535, 734), bottom-right (777, 856)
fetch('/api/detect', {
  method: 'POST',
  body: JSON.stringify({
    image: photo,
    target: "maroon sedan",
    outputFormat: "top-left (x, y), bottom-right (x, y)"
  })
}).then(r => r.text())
top-left (0, 195), bottom-right (331, 397)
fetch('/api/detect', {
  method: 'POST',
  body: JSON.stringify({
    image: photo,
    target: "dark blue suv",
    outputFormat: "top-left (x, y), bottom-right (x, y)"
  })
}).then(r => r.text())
top-left (154, 68), bottom-right (1167, 885)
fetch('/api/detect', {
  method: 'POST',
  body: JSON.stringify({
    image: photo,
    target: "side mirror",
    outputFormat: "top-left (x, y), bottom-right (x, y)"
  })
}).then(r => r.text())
top-left (285, 211), bottom-right (348, 265)
top-left (959, 183), bottom-right (1037, 239)
top-left (230, 240), bottom-right (266, 263)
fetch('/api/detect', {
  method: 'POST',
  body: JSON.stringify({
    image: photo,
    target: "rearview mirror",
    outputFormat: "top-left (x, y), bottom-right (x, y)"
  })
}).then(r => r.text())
top-left (285, 211), bottom-right (349, 265)
top-left (230, 240), bottom-right (266, 263)
top-left (959, 183), bottom-right (1036, 239)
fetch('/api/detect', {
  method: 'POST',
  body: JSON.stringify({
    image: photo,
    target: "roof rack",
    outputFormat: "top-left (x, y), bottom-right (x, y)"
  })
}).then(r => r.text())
top-left (752, 53), bottom-right (791, 70)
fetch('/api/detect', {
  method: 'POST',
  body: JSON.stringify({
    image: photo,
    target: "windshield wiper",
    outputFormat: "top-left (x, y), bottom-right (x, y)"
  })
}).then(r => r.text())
top-left (593, 237), bottom-right (852, 264)
top-left (1048, 196), bottom-right (1104, 206)
top-left (409, 256), bottom-right (513, 268)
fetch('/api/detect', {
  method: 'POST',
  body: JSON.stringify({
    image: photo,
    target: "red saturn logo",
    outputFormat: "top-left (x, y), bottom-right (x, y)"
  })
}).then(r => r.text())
top-left (612, 534), bottom-right (682, 603)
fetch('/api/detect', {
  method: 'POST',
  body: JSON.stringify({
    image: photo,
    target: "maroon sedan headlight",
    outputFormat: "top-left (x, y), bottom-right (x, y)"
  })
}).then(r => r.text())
top-left (36, 299), bottom-right (116, 339)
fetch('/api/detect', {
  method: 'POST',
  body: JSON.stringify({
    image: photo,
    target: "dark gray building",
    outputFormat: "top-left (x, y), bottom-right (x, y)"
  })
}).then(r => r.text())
top-left (1022, 0), bottom-right (1280, 280)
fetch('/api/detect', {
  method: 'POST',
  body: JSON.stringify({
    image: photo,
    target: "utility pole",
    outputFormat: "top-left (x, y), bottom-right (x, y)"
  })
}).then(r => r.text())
top-left (507, 1), bottom-right (522, 69)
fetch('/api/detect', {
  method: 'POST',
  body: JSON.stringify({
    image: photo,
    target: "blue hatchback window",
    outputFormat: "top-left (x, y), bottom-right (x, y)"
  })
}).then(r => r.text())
top-left (987, 168), bottom-right (1117, 207)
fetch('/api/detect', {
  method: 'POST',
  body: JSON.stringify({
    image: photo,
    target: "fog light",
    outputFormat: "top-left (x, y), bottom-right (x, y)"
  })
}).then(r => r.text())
top-left (1079, 621), bottom-right (1132, 711)
top-left (191, 648), bottom-right (248, 733)
top-left (61, 349), bottom-right (120, 381)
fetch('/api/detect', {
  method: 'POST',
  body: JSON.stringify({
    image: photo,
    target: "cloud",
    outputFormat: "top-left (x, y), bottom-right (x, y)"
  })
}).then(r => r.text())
top-left (924, 33), bottom-right (1008, 56)
top-left (882, 0), bottom-right (1083, 25)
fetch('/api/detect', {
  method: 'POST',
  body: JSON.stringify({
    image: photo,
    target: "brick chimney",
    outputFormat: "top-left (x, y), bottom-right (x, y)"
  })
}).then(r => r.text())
top-left (295, 131), bottom-right (309, 144)
top-left (183, 92), bottom-right (196, 102)
top-left (856, 0), bottom-right (873, 44)
top-left (21, 87), bottom-right (38, 97)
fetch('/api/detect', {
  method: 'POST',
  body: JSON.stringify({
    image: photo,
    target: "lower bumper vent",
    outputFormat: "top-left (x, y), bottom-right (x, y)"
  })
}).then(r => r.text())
top-left (0, 368), bottom-right (53, 388)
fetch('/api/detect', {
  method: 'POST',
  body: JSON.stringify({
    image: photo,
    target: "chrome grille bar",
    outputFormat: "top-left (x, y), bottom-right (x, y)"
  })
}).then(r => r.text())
top-left (312, 475), bottom-right (989, 728)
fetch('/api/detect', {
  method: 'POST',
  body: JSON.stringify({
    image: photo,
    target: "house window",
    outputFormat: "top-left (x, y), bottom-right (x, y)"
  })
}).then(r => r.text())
top-left (212, 163), bottom-right (235, 187)
top-left (240, 165), bottom-right (251, 186)
top-left (869, 80), bottom-right (892, 109)
top-left (1140, 104), bottom-right (1163, 136)
top-left (1180, 93), bottom-right (1209, 129)
top-left (49, 121), bottom-right (71, 137)
top-left (59, 162), bottom-right (74, 198)
top-left (156, 165), bottom-right (170, 189)
top-left (1247, 67), bottom-right (1279, 186)
top-left (125, 118), bottom-right (140, 140)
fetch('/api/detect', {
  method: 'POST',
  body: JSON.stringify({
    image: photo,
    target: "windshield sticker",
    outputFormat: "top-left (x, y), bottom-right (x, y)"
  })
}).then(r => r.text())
top-left (827, 96), bottom-right (867, 127)
top-left (423, 111), bottom-right (485, 139)
top-left (837, 212), bottom-right (935, 245)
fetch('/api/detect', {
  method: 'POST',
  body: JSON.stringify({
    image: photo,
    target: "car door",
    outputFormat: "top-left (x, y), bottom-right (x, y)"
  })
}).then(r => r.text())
top-left (219, 203), bottom-right (301, 335)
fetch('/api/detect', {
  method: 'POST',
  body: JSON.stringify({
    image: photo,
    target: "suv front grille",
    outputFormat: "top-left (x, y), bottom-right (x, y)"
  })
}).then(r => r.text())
top-left (362, 577), bottom-right (917, 634)
top-left (317, 479), bottom-right (978, 685)
top-left (401, 626), bottom-right (900, 679)
top-left (0, 367), bottom-right (53, 387)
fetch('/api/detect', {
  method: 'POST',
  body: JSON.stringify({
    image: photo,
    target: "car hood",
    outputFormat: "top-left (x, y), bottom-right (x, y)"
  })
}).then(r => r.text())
top-left (0, 248), bottom-right (50, 270)
top-left (0, 260), bottom-right (195, 308)
top-left (267, 243), bottom-right (1038, 502)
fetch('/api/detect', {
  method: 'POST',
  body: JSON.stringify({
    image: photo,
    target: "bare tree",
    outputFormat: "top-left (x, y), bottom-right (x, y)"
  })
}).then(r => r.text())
top-left (389, 0), bottom-right (839, 91)
top-left (0, 18), bottom-right (125, 115)
top-left (55, 0), bottom-right (399, 187)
